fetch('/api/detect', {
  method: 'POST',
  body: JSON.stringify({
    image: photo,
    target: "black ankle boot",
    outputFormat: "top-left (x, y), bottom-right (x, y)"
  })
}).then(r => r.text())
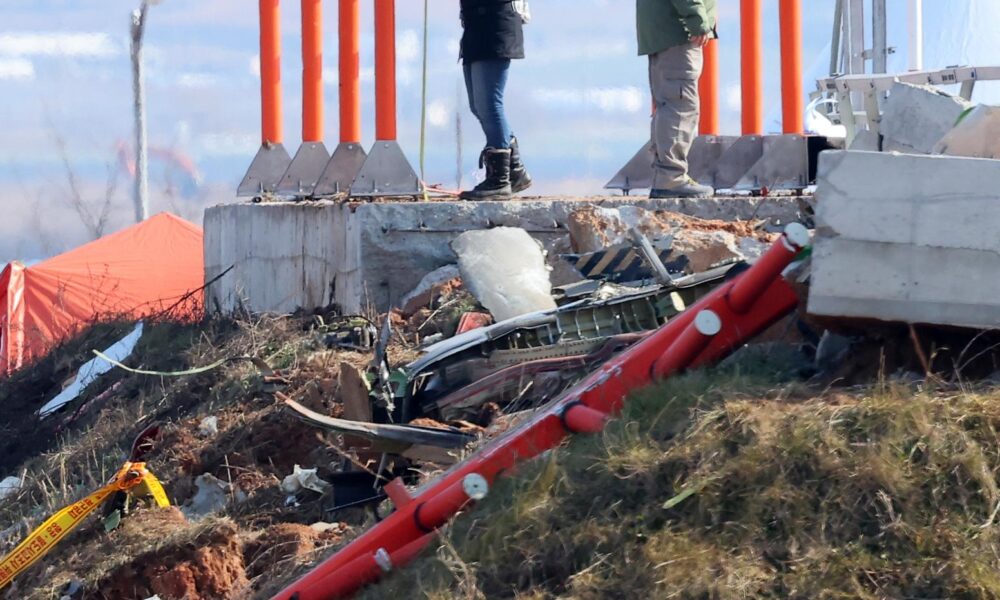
top-left (509, 136), bottom-right (532, 194)
top-left (460, 148), bottom-right (513, 201)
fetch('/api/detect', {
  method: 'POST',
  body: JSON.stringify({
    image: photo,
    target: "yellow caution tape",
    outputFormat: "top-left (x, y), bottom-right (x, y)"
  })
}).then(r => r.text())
top-left (0, 462), bottom-right (166, 590)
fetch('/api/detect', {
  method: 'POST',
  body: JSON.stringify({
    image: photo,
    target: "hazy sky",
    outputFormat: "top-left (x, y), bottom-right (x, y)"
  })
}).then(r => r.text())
top-left (1, 0), bottom-right (997, 260)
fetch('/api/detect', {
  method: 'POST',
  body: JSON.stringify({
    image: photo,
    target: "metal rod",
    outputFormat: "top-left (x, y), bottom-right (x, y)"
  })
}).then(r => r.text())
top-left (908, 0), bottom-right (923, 71)
top-left (339, 0), bottom-right (361, 143)
top-left (130, 2), bottom-right (150, 223)
top-left (872, 0), bottom-right (887, 74)
top-left (740, 0), bottom-right (764, 135)
top-left (830, 0), bottom-right (844, 76)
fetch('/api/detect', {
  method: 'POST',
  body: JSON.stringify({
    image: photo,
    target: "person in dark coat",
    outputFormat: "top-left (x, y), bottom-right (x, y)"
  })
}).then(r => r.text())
top-left (459, 0), bottom-right (532, 201)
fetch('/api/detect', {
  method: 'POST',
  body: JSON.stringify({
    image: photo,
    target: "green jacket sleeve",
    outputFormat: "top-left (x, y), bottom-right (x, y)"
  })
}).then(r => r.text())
top-left (669, 0), bottom-right (712, 37)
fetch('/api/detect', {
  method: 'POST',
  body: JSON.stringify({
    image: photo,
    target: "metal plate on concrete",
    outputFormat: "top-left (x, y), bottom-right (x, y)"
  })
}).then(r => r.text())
top-left (734, 135), bottom-right (809, 191)
top-left (689, 135), bottom-right (739, 188)
top-left (237, 143), bottom-right (292, 197)
top-left (276, 142), bottom-right (331, 197)
top-left (351, 140), bottom-right (421, 197)
top-left (314, 142), bottom-right (367, 197)
top-left (604, 140), bottom-right (653, 193)
top-left (714, 135), bottom-right (764, 190)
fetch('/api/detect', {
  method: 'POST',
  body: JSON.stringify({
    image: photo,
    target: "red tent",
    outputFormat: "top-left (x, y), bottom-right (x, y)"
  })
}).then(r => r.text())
top-left (0, 213), bottom-right (204, 375)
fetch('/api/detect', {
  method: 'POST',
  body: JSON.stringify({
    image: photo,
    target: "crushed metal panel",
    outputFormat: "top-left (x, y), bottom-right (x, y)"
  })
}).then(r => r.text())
top-left (350, 140), bottom-right (421, 197)
top-left (276, 142), bottom-right (332, 197)
top-left (314, 142), bottom-right (368, 197)
top-left (237, 143), bottom-right (292, 197)
top-left (604, 140), bottom-right (653, 193)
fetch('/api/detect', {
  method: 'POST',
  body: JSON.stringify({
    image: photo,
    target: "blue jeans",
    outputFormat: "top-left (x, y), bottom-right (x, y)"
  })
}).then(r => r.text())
top-left (463, 59), bottom-right (512, 149)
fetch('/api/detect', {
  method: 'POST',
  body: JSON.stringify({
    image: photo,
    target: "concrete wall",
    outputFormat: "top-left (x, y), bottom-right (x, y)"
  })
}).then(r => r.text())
top-left (205, 196), bottom-right (801, 315)
top-left (809, 150), bottom-right (1000, 329)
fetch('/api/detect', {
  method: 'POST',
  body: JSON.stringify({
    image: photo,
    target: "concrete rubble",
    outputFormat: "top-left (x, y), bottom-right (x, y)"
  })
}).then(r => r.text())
top-left (810, 150), bottom-right (1000, 329)
top-left (879, 82), bottom-right (972, 154)
top-left (933, 104), bottom-right (1000, 159)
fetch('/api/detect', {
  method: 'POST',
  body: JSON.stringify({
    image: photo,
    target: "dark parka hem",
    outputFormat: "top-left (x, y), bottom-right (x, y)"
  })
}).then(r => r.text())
top-left (460, 0), bottom-right (525, 63)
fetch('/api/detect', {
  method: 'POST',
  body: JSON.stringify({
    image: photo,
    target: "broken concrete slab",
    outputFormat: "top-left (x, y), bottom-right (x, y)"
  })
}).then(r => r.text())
top-left (810, 150), bottom-right (1000, 329)
top-left (452, 227), bottom-right (557, 322)
top-left (933, 104), bottom-right (1000, 159)
top-left (398, 265), bottom-right (461, 316)
top-left (567, 205), bottom-right (777, 273)
top-left (880, 82), bottom-right (972, 154)
top-left (205, 197), bottom-right (801, 315)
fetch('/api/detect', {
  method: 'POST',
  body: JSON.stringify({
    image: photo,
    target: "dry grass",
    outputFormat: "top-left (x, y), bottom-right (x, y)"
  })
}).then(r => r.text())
top-left (364, 364), bottom-right (1000, 600)
top-left (0, 313), bottom-right (372, 599)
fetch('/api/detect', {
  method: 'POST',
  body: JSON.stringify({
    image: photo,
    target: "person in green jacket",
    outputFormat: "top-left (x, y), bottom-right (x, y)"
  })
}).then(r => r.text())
top-left (637, 0), bottom-right (717, 198)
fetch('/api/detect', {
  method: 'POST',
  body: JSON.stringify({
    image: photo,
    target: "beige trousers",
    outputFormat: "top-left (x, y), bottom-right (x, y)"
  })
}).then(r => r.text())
top-left (649, 42), bottom-right (703, 189)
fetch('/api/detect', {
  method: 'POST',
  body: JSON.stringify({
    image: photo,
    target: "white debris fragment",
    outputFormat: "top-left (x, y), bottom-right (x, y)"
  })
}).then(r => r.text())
top-left (0, 476), bottom-right (22, 501)
top-left (181, 473), bottom-right (233, 519)
top-left (280, 465), bottom-right (332, 495)
top-left (38, 322), bottom-right (145, 418)
top-left (452, 227), bottom-right (557, 322)
top-left (198, 416), bottom-right (219, 437)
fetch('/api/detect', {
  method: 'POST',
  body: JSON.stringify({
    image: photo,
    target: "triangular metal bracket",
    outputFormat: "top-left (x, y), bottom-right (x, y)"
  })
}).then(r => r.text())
top-left (237, 143), bottom-right (292, 197)
top-left (733, 134), bottom-right (809, 191)
top-left (604, 140), bottom-right (653, 194)
top-left (276, 142), bottom-right (331, 197)
top-left (313, 142), bottom-right (368, 197)
top-left (350, 140), bottom-right (421, 198)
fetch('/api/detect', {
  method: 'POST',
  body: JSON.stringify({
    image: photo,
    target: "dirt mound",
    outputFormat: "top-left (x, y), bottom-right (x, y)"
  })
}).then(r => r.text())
top-left (93, 519), bottom-right (248, 600)
top-left (243, 523), bottom-right (343, 580)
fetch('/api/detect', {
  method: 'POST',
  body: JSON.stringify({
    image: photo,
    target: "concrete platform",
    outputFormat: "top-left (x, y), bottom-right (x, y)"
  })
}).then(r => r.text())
top-left (810, 151), bottom-right (1000, 329)
top-left (204, 195), bottom-right (802, 315)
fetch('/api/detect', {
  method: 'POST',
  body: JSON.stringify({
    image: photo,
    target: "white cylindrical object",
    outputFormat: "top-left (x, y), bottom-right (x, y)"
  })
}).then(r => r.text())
top-left (374, 548), bottom-right (392, 573)
top-left (462, 473), bottom-right (489, 501)
top-left (694, 310), bottom-right (722, 337)
top-left (908, 0), bottom-right (924, 71)
top-left (784, 223), bottom-right (811, 250)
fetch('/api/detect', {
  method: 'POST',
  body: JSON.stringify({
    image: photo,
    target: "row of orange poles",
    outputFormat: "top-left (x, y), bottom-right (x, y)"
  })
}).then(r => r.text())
top-left (261, 0), bottom-right (802, 155)
top-left (256, 0), bottom-right (394, 148)
top-left (699, 0), bottom-right (803, 136)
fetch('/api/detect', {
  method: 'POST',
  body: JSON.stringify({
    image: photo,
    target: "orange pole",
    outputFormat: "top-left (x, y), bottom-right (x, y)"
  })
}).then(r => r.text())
top-left (740, 0), bottom-right (763, 135)
top-left (301, 0), bottom-right (323, 142)
top-left (259, 0), bottom-right (283, 144)
top-left (779, 0), bottom-right (804, 134)
top-left (339, 0), bottom-right (362, 143)
top-left (374, 0), bottom-right (397, 141)
top-left (698, 39), bottom-right (720, 135)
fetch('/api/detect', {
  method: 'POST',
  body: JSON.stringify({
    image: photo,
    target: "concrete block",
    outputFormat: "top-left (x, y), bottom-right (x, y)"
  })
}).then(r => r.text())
top-left (809, 150), bottom-right (1000, 329)
top-left (205, 196), bottom-right (802, 315)
top-left (934, 104), bottom-right (1000, 159)
top-left (880, 82), bottom-right (971, 154)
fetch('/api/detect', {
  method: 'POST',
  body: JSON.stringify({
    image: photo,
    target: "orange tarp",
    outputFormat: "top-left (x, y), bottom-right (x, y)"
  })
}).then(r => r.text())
top-left (0, 213), bottom-right (204, 375)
